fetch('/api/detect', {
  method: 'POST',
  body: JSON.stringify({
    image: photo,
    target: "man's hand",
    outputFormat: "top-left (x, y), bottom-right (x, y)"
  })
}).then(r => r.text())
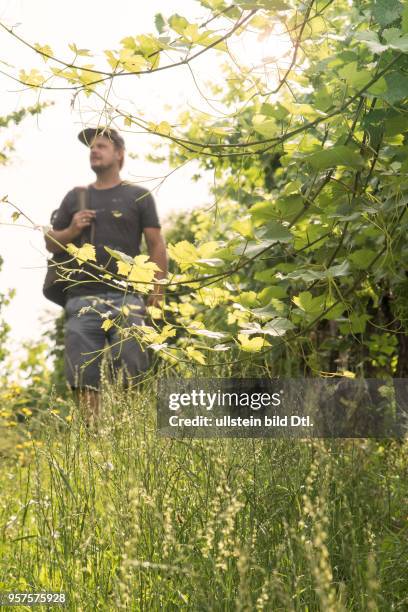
top-left (69, 209), bottom-right (96, 239)
top-left (44, 209), bottom-right (96, 254)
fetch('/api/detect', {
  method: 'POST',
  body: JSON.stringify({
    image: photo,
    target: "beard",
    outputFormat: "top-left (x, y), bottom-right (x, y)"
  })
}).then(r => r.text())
top-left (91, 160), bottom-right (114, 174)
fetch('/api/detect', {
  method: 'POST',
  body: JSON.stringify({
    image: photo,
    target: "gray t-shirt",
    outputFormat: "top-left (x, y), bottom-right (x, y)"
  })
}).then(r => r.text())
top-left (52, 181), bottom-right (161, 298)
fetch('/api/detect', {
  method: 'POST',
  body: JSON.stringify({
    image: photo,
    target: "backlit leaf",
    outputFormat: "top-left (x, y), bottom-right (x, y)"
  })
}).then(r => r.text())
top-left (305, 146), bottom-right (364, 170)
top-left (186, 346), bottom-right (206, 364)
top-left (237, 335), bottom-right (271, 352)
top-left (66, 243), bottom-right (96, 265)
top-left (101, 319), bottom-right (114, 332)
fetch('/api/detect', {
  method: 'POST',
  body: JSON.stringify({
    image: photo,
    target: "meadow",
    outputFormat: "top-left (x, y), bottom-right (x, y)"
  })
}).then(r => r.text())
top-left (0, 370), bottom-right (407, 611)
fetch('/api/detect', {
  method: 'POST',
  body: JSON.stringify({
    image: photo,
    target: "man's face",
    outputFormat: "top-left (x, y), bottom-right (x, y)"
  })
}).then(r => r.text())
top-left (89, 135), bottom-right (122, 172)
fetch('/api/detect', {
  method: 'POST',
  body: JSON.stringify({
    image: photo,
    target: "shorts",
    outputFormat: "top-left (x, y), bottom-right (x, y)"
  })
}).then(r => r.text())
top-left (64, 291), bottom-right (149, 389)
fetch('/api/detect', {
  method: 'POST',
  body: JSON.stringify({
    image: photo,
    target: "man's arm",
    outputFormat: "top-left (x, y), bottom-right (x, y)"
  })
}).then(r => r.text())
top-left (44, 209), bottom-right (96, 254)
top-left (143, 227), bottom-right (168, 307)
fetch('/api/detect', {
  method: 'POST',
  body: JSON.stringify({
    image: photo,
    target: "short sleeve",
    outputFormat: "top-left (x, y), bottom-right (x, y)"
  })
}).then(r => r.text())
top-left (52, 189), bottom-right (76, 230)
top-left (137, 188), bottom-right (161, 229)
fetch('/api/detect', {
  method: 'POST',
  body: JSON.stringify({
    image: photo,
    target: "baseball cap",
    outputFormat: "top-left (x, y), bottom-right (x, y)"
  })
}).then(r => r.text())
top-left (78, 126), bottom-right (125, 149)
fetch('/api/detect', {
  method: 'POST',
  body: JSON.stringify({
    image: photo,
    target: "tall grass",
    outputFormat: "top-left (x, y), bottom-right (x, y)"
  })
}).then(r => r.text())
top-left (0, 372), bottom-right (407, 610)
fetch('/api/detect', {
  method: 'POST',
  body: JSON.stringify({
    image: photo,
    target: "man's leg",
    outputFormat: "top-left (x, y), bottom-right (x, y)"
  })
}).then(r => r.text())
top-left (72, 387), bottom-right (100, 426)
top-left (105, 293), bottom-right (150, 387)
top-left (64, 295), bottom-right (107, 425)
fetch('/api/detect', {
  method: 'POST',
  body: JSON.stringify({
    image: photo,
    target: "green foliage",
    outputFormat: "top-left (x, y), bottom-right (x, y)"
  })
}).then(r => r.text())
top-left (0, 272), bottom-right (13, 364)
top-left (0, 102), bottom-right (51, 164)
top-left (0, 102), bottom-right (50, 129)
top-left (136, 0), bottom-right (408, 375)
top-left (372, 0), bottom-right (402, 28)
top-left (3, 0), bottom-right (408, 373)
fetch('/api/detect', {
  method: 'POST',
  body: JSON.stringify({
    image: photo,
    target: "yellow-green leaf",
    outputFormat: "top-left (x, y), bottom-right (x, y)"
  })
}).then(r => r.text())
top-left (101, 319), bottom-right (114, 332)
top-left (117, 261), bottom-right (131, 276)
top-left (119, 49), bottom-right (147, 72)
top-left (147, 305), bottom-right (163, 319)
top-left (66, 243), bottom-right (96, 265)
top-left (128, 266), bottom-right (156, 284)
top-left (168, 241), bottom-right (199, 271)
top-left (169, 14), bottom-right (189, 35)
top-left (19, 69), bottom-right (45, 87)
top-left (34, 43), bottom-right (53, 62)
top-left (178, 302), bottom-right (195, 317)
top-left (186, 346), bottom-right (206, 364)
top-left (237, 335), bottom-right (271, 352)
top-left (232, 216), bottom-right (254, 239)
top-left (79, 65), bottom-right (96, 87)
top-left (69, 42), bottom-right (92, 56)
top-left (104, 50), bottom-right (120, 70)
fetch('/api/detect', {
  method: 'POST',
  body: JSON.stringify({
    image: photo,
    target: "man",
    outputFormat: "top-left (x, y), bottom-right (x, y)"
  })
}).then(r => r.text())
top-left (44, 126), bottom-right (168, 421)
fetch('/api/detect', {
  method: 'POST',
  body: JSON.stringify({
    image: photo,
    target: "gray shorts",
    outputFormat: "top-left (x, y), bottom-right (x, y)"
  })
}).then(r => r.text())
top-left (64, 291), bottom-right (149, 389)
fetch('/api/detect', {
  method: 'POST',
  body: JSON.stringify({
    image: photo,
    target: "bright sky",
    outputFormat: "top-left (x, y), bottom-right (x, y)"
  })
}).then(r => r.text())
top-left (0, 0), bottom-right (292, 355)
top-left (0, 0), bottom-right (223, 351)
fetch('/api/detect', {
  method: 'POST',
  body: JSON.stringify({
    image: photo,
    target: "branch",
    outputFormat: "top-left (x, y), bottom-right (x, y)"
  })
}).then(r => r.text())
top-left (0, 10), bottom-right (255, 89)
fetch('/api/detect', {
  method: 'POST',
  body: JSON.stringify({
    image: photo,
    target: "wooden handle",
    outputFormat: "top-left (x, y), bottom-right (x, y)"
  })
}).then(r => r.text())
top-left (77, 187), bottom-right (87, 211)
top-left (76, 187), bottom-right (95, 245)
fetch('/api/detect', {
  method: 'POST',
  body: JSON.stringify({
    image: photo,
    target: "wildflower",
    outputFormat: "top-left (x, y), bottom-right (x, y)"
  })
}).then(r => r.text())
top-left (6, 515), bottom-right (17, 528)
top-left (11, 384), bottom-right (21, 395)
